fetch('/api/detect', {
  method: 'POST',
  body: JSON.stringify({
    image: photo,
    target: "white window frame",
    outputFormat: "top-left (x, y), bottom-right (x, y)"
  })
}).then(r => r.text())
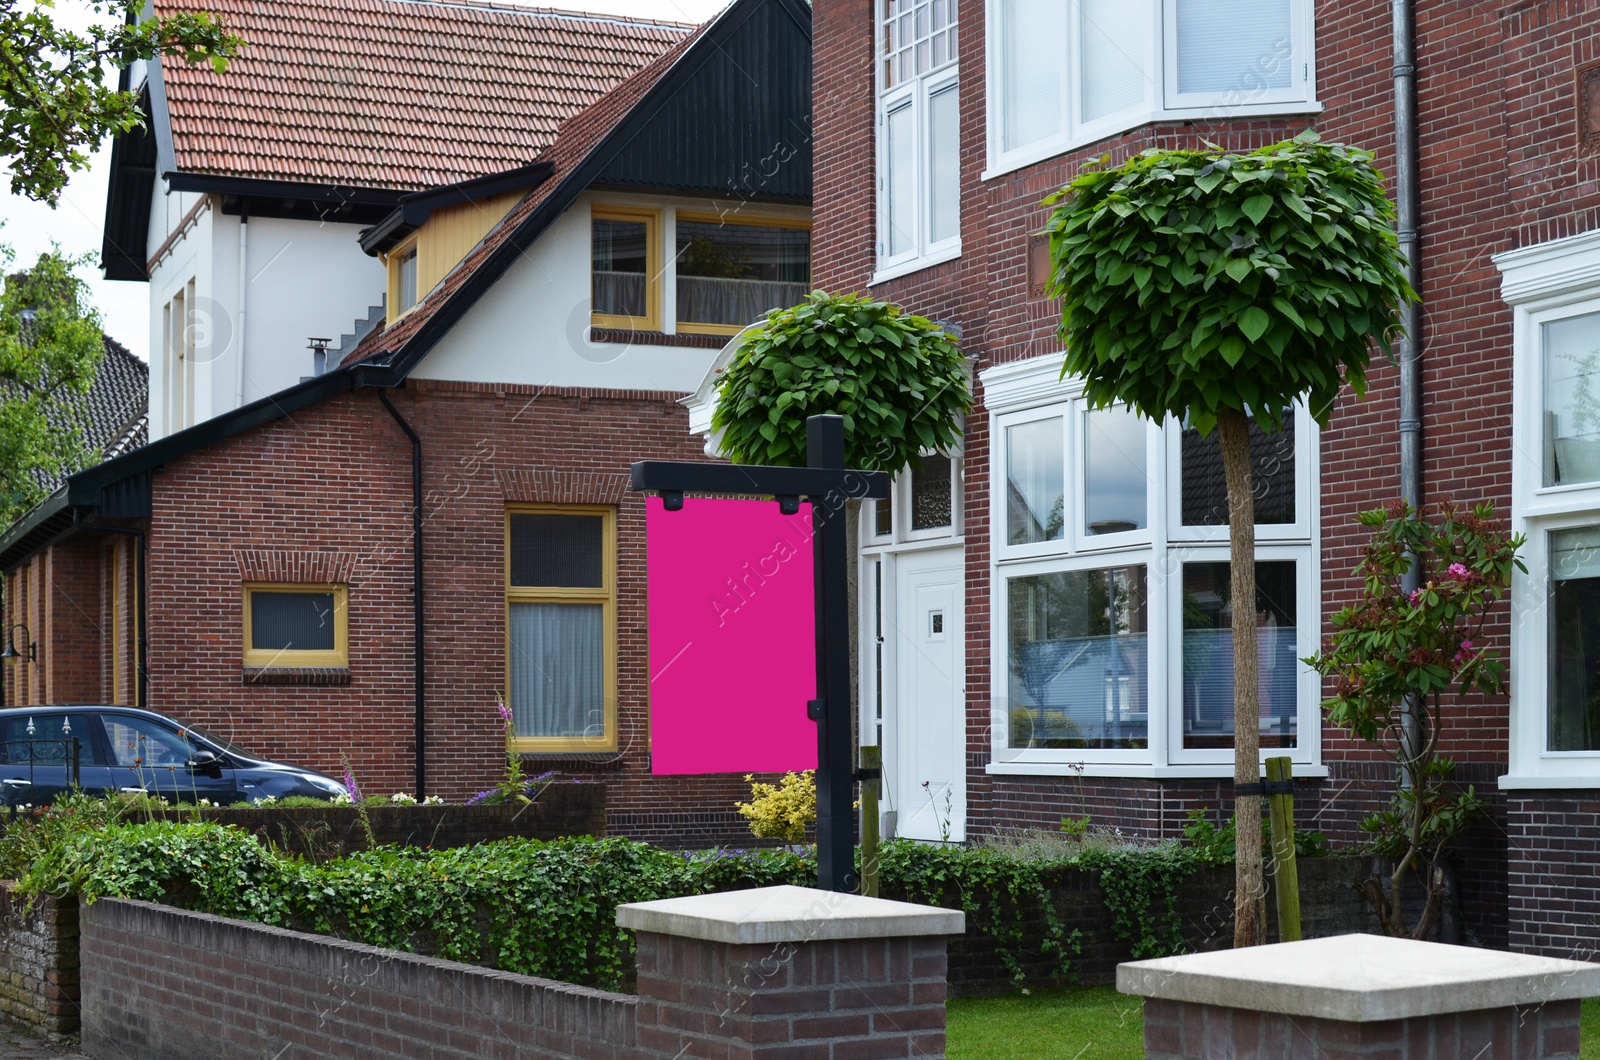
top-left (874, 2), bottom-right (962, 284)
top-left (1496, 229), bottom-right (1600, 788)
top-left (982, 0), bottom-right (1320, 181)
top-left (981, 353), bottom-right (1322, 777)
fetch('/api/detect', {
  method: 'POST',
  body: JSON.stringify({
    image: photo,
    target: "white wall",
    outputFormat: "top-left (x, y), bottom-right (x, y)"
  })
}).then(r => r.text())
top-left (412, 193), bottom-right (806, 394)
top-left (143, 185), bottom-right (385, 440)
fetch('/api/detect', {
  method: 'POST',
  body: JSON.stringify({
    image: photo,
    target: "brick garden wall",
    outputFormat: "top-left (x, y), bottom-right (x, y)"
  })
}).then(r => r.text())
top-left (0, 885), bottom-right (77, 1036)
top-left (76, 897), bottom-right (951, 1060)
top-left (809, 0), bottom-right (1600, 946)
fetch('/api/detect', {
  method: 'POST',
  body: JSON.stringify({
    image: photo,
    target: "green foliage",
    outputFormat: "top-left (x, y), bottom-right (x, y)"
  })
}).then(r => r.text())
top-left (1043, 132), bottom-right (1415, 433)
top-left (1306, 501), bottom-right (1523, 936)
top-left (879, 839), bottom-right (1081, 986)
top-left (1, 0), bottom-right (244, 204)
top-left (734, 770), bottom-right (816, 844)
top-left (1075, 846), bottom-right (1199, 960)
top-left (0, 790), bottom-right (119, 880)
top-left (1181, 809), bottom-right (1331, 863)
top-left (711, 291), bottom-right (969, 473)
top-left (0, 249), bottom-right (107, 525)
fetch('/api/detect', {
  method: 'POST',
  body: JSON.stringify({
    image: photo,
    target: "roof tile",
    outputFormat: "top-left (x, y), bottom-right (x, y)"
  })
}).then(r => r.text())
top-left (155, 0), bottom-right (692, 189)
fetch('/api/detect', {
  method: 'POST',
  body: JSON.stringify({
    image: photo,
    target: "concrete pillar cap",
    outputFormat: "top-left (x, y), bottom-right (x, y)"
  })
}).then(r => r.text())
top-left (617, 884), bottom-right (964, 945)
top-left (1119, 933), bottom-right (1600, 1022)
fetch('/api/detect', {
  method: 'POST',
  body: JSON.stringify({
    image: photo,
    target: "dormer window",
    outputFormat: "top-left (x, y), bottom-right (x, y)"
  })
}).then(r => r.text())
top-left (395, 244), bottom-right (418, 315)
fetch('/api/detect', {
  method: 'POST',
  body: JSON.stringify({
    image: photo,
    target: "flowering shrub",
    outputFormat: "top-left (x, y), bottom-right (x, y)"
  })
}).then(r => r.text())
top-left (1308, 501), bottom-right (1523, 938)
top-left (734, 771), bottom-right (816, 843)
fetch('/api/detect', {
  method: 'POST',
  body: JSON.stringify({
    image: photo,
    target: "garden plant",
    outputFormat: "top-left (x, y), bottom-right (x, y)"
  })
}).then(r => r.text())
top-left (1043, 131), bottom-right (1416, 945)
top-left (1308, 502), bottom-right (1523, 938)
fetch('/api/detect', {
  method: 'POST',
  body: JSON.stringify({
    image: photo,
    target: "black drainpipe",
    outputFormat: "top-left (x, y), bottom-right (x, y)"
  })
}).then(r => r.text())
top-left (378, 388), bottom-right (427, 799)
top-left (74, 513), bottom-right (149, 709)
top-left (1393, 0), bottom-right (1424, 769)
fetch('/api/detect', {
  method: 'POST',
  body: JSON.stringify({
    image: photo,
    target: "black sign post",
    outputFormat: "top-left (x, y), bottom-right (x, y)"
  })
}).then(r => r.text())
top-left (630, 414), bottom-right (890, 893)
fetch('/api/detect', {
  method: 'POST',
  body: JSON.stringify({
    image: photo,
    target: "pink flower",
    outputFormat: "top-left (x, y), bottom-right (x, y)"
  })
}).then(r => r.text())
top-left (497, 702), bottom-right (513, 723)
top-left (1409, 589), bottom-right (1424, 606)
top-left (1448, 563), bottom-right (1470, 579)
top-left (1454, 639), bottom-right (1476, 664)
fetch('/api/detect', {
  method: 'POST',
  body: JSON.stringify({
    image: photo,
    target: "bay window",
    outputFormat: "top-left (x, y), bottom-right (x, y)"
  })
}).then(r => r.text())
top-left (876, 0), bottom-right (961, 279)
top-left (985, 0), bottom-right (1317, 178)
top-left (1497, 229), bottom-right (1600, 786)
top-left (984, 355), bottom-right (1319, 776)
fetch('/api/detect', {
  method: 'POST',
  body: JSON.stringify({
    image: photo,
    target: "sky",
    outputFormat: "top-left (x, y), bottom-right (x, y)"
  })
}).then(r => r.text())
top-left (0, 0), bottom-right (732, 362)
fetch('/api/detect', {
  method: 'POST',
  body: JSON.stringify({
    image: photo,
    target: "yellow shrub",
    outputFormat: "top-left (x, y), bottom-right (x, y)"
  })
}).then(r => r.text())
top-left (734, 771), bottom-right (815, 844)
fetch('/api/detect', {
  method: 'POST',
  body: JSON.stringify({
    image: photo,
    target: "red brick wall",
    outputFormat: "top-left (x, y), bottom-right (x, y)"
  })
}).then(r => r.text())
top-left (129, 380), bottom-right (777, 845)
top-left (812, 0), bottom-right (1600, 934)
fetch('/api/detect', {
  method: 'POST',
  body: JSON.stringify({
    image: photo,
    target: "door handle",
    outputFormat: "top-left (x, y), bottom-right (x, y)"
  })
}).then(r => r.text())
top-left (1, 779), bottom-right (30, 787)
top-left (119, 787), bottom-right (147, 794)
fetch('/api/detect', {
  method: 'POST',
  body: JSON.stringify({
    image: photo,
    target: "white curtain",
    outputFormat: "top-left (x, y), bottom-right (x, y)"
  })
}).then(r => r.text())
top-left (509, 603), bottom-right (603, 739)
top-left (593, 271), bottom-right (645, 318)
top-left (1174, 0), bottom-right (1292, 95)
top-left (1000, 0), bottom-right (1064, 151)
top-left (677, 277), bottom-right (808, 327)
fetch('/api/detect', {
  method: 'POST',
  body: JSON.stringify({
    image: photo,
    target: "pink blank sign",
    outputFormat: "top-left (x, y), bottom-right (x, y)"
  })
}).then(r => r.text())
top-left (647, 496), bottom-right (817, 775)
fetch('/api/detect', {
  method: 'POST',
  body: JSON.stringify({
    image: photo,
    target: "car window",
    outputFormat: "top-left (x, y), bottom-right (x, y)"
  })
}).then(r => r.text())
top-left (0, 714), bottom-right (104, 766)
top-left (101, 717), bottom-right (194, 768)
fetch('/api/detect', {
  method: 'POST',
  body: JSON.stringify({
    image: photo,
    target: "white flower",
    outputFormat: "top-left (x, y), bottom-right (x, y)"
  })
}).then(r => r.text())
top-left (421, 795), bottom-right (444, 806)
top-left (254, 795), bottom-right (278, 807)
top-left (390, 792), bottom-right (417, 805)
top-left (329, 792), bottom-right (353, 806)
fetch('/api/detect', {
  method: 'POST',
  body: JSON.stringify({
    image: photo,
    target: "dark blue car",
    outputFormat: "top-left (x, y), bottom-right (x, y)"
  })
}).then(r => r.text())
top-left (0, 705), bottom-right (348, 806)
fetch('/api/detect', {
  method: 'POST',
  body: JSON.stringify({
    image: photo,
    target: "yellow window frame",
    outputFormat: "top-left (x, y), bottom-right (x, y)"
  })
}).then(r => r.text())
top-left (385, 235), bottom-right (420, 325)
top-left (674, 211), bottom-right (812, 336)
top-left (504, 504), bottom-right (618, 753)
top-left (242, 582), bottom-right (349, 668)
top-left (590, 206), bottom-right (661, 332)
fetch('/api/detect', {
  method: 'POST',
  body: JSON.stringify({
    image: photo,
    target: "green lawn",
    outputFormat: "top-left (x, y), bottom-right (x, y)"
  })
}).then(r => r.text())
top-left (946, 990), bottom-right (1600, 1058)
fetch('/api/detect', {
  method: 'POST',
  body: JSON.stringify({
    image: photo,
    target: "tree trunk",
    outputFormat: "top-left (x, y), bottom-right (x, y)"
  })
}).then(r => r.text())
top-left (1217, 406), bottom-right (1265, 948)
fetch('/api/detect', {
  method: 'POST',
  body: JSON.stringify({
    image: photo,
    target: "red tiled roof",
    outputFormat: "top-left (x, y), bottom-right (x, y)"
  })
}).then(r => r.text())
top-left (155, 0), bottom-right (692, 190)
top-left (345, 19), bottom-right (709, 363)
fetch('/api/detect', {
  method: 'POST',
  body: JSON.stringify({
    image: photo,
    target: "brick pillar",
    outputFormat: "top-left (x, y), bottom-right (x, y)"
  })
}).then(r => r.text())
top-left (1121, 933), bottom-right (1598, 1060)
top-left (618, 883), bottom-right (963, 1058)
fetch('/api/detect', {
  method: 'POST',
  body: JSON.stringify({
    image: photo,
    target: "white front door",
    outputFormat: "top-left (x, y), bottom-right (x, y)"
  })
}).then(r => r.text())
top-left (889, 548), bottom-right (965, 842)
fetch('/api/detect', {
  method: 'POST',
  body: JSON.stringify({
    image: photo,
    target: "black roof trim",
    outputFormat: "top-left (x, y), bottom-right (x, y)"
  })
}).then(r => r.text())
top-left (101, 79), bottom-right (157, 281)
top-left (359, 161), bottom-right (555, 256)
top-left (0, 490), bottom-right (72, 571)
top-left (373, 0), bottom-right (813, 374)
top-left (64, 360), bottom-right (399, 510)
top-left (164, 172), bottom-right (411, 208)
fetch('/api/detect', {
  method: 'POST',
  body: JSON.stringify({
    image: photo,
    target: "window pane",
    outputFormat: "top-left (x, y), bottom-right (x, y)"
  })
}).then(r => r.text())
top-left (886, 103), bottom-right (916, 256)
top-left (676, 221), bottom-right (810, 327)
top-left (1007, 417), bottom-right (1064, 545)
top-left (912, 453), bottom-right (953, 530)
top-left (1008, 566), bottom-right (1148, 749)
top-left (1181, 560), bottom-right (1298, 749)
top-left (1001, 0), bottom-right (1064, 151)
top-left (250, 592), bottom-right (336, 652)
top-left (509, 514), bottom-right (603, 588)
top-left (397, 250), bottom-right (418, 314)
top-left (1085, 405), bottom-right (1147, 535)
top-left (1543, 311), bottom-right (1600, 487)
top-left (0, 714), bottom-right (100, 764)
top-left (1174, 0), bottom-right (1292, 96)
top-left (1180, 414), bottom-right (1295, 526)
top-left (592, 219), bottom-right (648, 317)
top-left (102, 716), bottom-right (191, 768)
top-left (509, 603), bottom-right (604, 740)
top-left (1081, 0), bottom-right (1146, 122)
top-left (927, 83), bottom-right (961, 245)
top-left (875, 498), bottom-right (893, 537)
top-left (1550, 527), bottom-right (1600, 750)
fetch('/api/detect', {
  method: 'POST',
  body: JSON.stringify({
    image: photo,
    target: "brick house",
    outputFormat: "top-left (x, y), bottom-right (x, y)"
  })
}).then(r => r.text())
top-left (102, 0), bottom-right (693, 440)
top-left (803, 0), bottom-right (1600, 953)
top-left (1, 0), bottom-right (815, 845)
